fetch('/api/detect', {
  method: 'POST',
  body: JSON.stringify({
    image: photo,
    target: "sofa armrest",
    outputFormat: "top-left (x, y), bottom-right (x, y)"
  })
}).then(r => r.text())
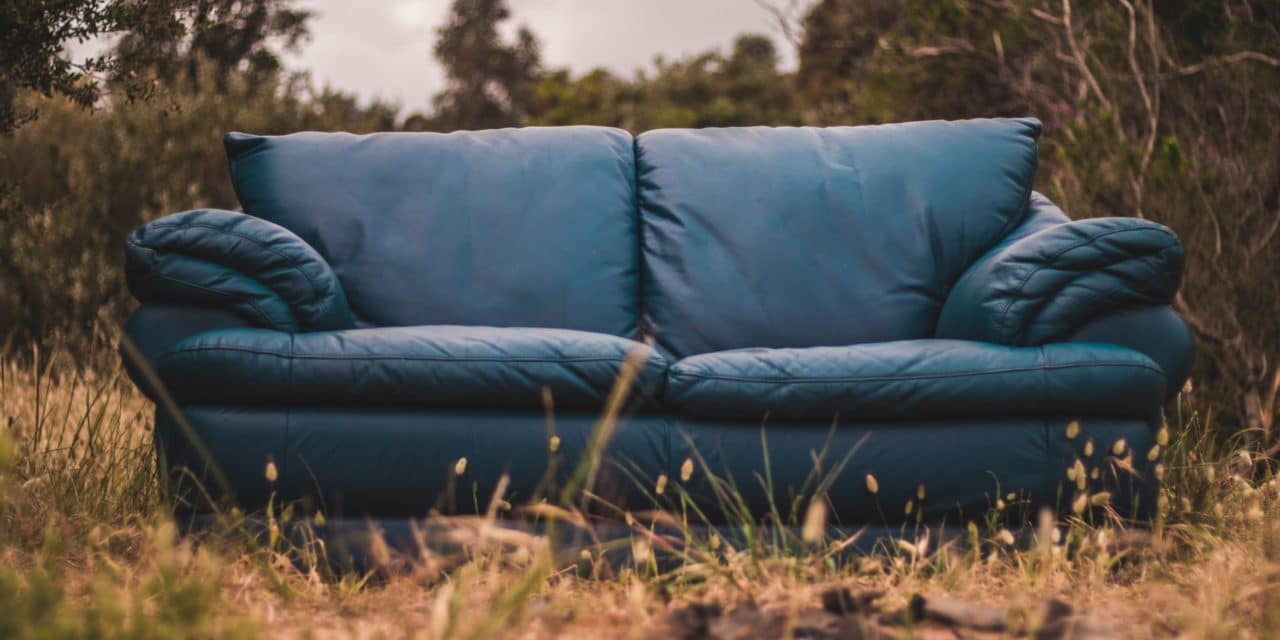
top-left (936, 215), bottom-right (1183, 346)
top-left (120, 304), bottom-right (254, 400)
top-left (125, 209), bottom-right (353, 332)
top-left (1066, 305), bottom-right (1193, 398)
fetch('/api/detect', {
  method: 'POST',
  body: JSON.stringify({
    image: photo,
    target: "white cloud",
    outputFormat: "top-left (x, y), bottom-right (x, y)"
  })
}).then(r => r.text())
top-left (290, 0), bottom-right (797, 115)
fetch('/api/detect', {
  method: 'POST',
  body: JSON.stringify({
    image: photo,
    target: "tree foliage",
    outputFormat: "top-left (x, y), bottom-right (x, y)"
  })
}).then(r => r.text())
top-left (428, 0), bottom-right (543, 130)
top-left (0, 1), bottom-right (392, 345)
top-left (0, 0), bottom-right (189, 133)
top-left (532, 34), bottom-right (799, 130)
top-left (114, 0), bottom-right (312, 89)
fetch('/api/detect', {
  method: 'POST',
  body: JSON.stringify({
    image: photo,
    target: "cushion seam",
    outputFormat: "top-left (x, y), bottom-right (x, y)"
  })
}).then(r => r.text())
top-left (160, 344), bottom-right (644, 365)
top-left (669, 360), bottom-right (1165, 384)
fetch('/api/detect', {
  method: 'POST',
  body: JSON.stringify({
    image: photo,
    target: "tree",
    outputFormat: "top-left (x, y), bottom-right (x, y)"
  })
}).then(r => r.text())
top-left (430, 0), bottom-right (543, 130)
top-left (530, 34), bottom-right (799, 130)
top-left (0, 0), bottom-right (310, 135)
top-left (0, 1), bottom-right (188, 133)
top-left (114, 0), bottom-right (312, 90)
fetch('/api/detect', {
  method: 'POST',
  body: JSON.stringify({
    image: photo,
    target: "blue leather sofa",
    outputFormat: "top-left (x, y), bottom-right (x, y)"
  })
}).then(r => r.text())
top-left (123, 118), bottom-right (1191, 529)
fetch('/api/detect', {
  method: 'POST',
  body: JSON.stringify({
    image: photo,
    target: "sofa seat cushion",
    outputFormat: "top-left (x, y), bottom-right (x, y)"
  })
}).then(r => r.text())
top-left (156, 326), bottom-right (666, 410)
top-left (666, 340), bottom-right (1164, 420)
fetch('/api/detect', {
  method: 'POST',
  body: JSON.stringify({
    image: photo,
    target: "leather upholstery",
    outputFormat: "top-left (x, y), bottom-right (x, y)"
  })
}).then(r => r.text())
top-left (674, 415), bottom-right (1158, 524)
top-left (122, 304), bottom-right (252, 400)
top-left (226, 127), bottom-right (640, 336)
top-left (159, 407), bottom-right (670, 516)
top-left (1067, 305), bottom-right (1194, 397)
top-left (157, 407), bottom-right (1156, 523)
top-left (155, 325), bottom-right (666, 410)
top-left (121, 120), bottom-right (1191, 527)
top-left (126, 209), bottom-right (353, 332)
top-left (936, 198), bottom-right (1184, 346)
top-left (637, 118), bottom-right (1041, 358)
top-left (666, 340), bottom-right (1164, 420)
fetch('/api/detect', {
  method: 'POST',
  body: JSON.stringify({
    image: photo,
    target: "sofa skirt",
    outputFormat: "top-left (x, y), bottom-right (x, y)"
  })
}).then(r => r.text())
top-left (157, 407), bottom-right (1159, 525)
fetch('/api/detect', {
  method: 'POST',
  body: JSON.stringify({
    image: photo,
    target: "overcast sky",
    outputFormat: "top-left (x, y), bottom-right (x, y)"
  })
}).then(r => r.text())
top-left (287, 0), bottom-right (798, 115)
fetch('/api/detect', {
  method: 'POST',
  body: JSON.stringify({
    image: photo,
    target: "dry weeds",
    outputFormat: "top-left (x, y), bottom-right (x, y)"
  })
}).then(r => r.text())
top-left (1, 343), bottom-right (1277, 638)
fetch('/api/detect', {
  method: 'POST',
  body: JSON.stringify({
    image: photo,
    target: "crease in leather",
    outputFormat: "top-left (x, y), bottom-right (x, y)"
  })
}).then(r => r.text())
top-left (665, 340), bottom-right (1164, 420)
top-left (126, 209), bottom-right (353, 332)
top-left (669, 359), bottom-right (1163, 383)
top-left (138, 265), bottom-right (288, 329)
top-left (142, 221), bottom-right (328, 301)
top-left (995, 225), bottom-right (1179, 340)
top-left (156, 325), bottom-right (668, 410)
top-left (937, 212), bottom-right (1184, 346)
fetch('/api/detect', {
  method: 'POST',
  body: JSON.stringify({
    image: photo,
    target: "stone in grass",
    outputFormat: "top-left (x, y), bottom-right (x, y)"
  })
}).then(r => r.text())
top-left (663, 597), bottom-right (882, 640)
top-left (1034, 597), bottom-right (1118, 640)
top-left (820, 587), bottom-right (884, 615)
top-left (910, 593), bottom-right (1008, 632)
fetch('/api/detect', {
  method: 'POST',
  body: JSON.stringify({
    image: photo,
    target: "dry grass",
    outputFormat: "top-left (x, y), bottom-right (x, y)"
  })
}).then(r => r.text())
top-left (1, 341), bottom-right (1278, 639)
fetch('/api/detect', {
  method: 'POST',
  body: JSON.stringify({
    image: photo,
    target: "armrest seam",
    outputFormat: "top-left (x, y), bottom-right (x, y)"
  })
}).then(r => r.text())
top-left (996, 224), bottom-right (1178, 342)
top-left (141, 221), bottom-right (328, 304)
top-left (140, 270), bottom-right (283, 328)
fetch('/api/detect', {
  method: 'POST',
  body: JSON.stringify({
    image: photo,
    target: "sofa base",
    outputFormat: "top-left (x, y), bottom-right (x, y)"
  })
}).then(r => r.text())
top-left (157, 406), bottom-right (1159, 527)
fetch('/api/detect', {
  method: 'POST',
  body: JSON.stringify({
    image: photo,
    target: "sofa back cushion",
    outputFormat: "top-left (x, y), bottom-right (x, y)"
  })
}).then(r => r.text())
top-left (636, 118), bottom-right (1041, 358)
top-left (225, 126), bottom-right (640, 337)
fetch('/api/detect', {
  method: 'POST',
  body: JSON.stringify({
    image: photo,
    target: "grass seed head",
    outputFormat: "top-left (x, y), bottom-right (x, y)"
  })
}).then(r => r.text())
top-left (654, 473), bottom-right (668, 496)
top-left (1112, 438), bottom-right (1127, 455)
top-left (454, 457), bottom-right (468, 476)
top-left (1090, 491), bottom-right (1112, 506)
top-left (1084, 439), bottom-right (1095, 457)
top-left (680, 458), bottom-right (694, 482)
top-left (1158, 425), bottom-right (1170, 446)
top-left (548, 435), bottom-right (560, 453)
top-left (631, 538), bottom-right (652, 564)
top-left (917, 483), bottom-right (926, 500)
top-left (1148, 444), bottom-right (1161, 462)
top-left (1073, 492), bottom-right (1089, 515)
top-left (264, 458), bottom-right (278, 483)
top-left (1246, 505), bottom-right (1265, 523)
top-left (865, 473), bottom-right (879, 494)
top-left (1066, 420), bottom-right (1080, 439)
top-left (997, 529), bottom-right (1016, 546)
top-left (802, 497), bottom-right (828, 543)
